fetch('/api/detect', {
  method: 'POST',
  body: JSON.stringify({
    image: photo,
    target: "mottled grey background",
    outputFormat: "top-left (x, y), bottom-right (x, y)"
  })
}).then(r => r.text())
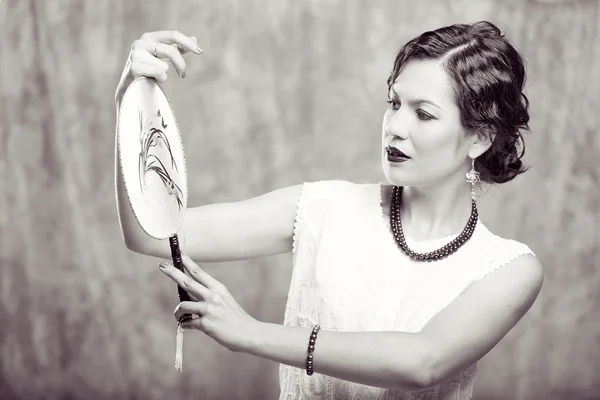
top-left (1, 0), bottom-right (599, 399)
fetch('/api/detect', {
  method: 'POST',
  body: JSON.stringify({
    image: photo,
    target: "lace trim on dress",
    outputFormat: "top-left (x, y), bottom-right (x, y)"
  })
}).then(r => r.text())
top-left (280, 181), bottom-right (527, 400)
top-left (475, 247), bottom-right (536, 282)
top-left (292, 182), bottom-right (308, 267)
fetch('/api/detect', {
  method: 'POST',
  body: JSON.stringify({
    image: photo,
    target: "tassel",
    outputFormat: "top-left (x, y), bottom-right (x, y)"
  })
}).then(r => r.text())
top-left (175, 321), bottom-right (184, 371)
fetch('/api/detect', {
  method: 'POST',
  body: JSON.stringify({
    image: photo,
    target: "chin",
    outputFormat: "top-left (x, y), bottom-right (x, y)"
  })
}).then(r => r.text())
top-left (381, 164), bottom-right (417, 187)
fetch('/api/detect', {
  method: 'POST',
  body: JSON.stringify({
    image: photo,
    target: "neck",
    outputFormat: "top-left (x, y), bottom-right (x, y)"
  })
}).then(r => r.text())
top-left (384, 174), bottom-right (475, 241)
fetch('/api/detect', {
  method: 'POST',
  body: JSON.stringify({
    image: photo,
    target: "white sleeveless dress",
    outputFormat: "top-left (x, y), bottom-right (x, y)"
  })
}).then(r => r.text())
top-left (278, 180), bottom-right (535, 400)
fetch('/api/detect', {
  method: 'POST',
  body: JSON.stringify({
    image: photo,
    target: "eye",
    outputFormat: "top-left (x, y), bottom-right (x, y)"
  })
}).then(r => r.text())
top-left (416, 110), bottom-right (434, 121)
top-left (387, 99), bottom-right (400, 111)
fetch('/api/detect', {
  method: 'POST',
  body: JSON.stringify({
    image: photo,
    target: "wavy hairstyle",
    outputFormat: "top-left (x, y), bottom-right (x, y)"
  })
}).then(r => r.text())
top-left (387, 21), bottom-right (531, 184)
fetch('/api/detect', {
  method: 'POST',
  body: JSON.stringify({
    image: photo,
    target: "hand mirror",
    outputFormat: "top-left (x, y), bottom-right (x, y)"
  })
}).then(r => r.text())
top-left (117, 77), bottom-right (193, 370)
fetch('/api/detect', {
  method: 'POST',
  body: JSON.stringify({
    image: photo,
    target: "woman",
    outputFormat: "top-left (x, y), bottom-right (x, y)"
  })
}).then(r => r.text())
top-left (115, 21), bottom-right (543, 399)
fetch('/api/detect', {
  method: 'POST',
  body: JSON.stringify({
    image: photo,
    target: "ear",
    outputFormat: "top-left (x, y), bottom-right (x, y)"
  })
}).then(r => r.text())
top-left (467, 127), bottom-right (495, 159)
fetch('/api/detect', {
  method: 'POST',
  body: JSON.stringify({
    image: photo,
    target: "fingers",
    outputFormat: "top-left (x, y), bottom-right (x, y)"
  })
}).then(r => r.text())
top-left (181, 316), bottom-right (203, 330)
top-left (153, 42), bottom-right (187, 78)
top-left (141, 30), bottom-right (203, 55)
top-left (136, 48), bottom-right (169, 71)
top-left (176, 36), bottom-right (198, 55)
top-left (131, 49), bottom-right (169, 81)
top-left (181, 253), bottom-right (224, 292)
top-left (131, 61), bottom-right (168, 83)
top-left (131, 40), bottom-right (187, 78)
top-left (159, 262), bottom-right (211, 300)
top-left (128, 31), bottom-right (202, 82)
top-left (175, 301), bottom-right (206, 322)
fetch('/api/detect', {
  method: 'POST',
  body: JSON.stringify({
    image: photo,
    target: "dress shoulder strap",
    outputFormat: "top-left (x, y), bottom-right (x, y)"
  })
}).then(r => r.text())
top-left (472, 226), bottom-right (536, 282)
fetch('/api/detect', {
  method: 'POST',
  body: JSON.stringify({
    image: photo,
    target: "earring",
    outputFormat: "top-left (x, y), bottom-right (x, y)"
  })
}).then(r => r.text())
top-left (465, 158), bottom-right (480, 201)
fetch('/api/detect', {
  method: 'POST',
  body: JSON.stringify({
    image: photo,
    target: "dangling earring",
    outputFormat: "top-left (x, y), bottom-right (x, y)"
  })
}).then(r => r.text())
top-left (465, 158), bottom-right (480, 201)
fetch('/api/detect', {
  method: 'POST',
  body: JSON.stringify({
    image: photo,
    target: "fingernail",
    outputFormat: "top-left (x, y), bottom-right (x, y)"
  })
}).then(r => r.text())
top-left (159, 262), bottom-right (168, 269)
top-left (182, 71), bottom-right (186, 79)
top-left (196, 44), bottom-right (203, 54)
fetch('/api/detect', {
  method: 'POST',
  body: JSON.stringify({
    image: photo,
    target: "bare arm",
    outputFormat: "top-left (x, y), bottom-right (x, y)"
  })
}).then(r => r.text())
top-left (242, 253), bottom-right (543, 390)
top-left (115, 30), bottom-right (302, 262)
top-left (115, 123), bottom-right (301, 261)
top-left (116, 153), bottom-right (302, 262)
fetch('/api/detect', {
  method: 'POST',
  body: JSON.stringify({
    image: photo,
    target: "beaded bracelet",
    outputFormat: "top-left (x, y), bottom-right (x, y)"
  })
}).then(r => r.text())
top-left (306, 324), bottom-right (321, 376)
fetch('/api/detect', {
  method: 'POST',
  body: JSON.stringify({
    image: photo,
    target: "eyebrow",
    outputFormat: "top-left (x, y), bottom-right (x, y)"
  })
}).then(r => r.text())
top-left (389, 86), bottom-right (442, 110)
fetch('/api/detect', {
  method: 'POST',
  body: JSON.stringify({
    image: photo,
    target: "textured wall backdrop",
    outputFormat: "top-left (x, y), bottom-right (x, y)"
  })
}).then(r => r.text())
top-left (1, 0), bottom-right (599, 399)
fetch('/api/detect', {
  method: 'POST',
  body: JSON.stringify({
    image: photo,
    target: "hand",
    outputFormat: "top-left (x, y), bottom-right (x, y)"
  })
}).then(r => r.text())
top-left (115, 30), bottom-right (203, 106)
top-left (158, 253), bottom-right (259, 353)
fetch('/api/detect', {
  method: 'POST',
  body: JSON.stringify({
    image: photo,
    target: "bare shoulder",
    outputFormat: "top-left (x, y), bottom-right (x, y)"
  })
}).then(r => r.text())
top-left (474, 226), bottom-right (544, 303)
top-left (421, 235), bottom-right (544, 385)
top-left (499, 252), bottom-right (544, 294)
top-left (450, 219), bottom-right (542, 301)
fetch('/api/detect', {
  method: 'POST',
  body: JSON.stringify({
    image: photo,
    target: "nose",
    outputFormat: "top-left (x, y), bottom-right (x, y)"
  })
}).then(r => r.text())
top-left (385, 109), bottom-right (410, 141)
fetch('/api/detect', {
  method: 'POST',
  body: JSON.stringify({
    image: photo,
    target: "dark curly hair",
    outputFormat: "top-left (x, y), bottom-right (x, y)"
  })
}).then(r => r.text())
top-left (387, 21), bottom-right (530, 184)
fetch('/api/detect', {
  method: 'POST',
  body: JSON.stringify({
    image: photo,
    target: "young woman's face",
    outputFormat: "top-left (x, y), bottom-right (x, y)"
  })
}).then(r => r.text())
top-left (381, 59), bottom-right (475, 188)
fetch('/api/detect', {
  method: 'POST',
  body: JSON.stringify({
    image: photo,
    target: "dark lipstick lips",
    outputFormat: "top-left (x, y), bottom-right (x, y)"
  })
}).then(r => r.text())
top-left (385, 145), bottom-right (410, 159)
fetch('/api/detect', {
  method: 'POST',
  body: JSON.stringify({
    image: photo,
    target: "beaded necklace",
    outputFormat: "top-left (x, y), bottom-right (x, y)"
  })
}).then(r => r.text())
top-left (389, 186), bottom-right (478, 261)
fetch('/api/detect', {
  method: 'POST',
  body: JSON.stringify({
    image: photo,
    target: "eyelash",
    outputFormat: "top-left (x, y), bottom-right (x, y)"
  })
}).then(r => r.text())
top-left (386, 99), bottom-right (434, 121)
top-left (386, 99), bottom-right (400, 110)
